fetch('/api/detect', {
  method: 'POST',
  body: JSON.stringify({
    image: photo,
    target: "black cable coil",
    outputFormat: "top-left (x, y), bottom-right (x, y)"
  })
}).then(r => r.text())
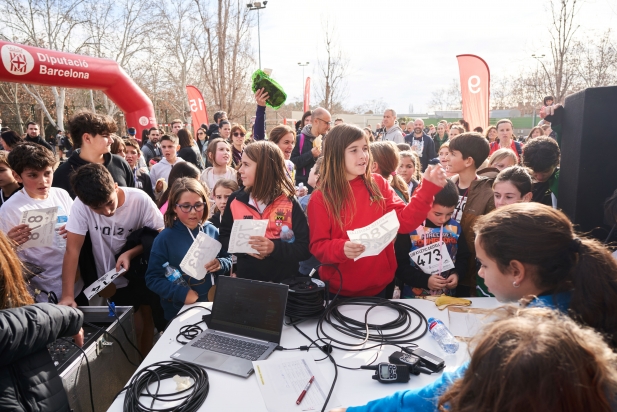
top-left (282, 276), bottom-right (328, 323)
top-left (121, 360), bottom-right (209, 412)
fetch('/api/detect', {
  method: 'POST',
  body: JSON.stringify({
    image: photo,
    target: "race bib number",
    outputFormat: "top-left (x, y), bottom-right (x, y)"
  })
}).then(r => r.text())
top-left (83, 268), bottom-right (126, 299)
top-left (180, 232), bottom-right (222, 280)
top-left (20, 207), bottom-right (58, 249)
top-left (227, 219), bottom-right (268, 254)
top-left (409, 241), bottom-right (455, 275)
top-left (452, 195), bottom-right (466, 223)
top-left (347, 210), bottom-right (400, 261)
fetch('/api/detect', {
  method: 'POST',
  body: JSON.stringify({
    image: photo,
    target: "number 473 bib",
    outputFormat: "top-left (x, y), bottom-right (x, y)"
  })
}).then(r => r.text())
top-left (408, 241), bottom-right (455, 275)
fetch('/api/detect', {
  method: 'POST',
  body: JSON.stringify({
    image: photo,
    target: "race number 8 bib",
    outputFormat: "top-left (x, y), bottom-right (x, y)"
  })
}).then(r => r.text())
top-left (408, 241), bottom-right (455, 275)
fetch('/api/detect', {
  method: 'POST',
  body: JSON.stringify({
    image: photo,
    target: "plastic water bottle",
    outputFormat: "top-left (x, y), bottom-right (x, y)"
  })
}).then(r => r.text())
top-left (163, 262), bottom-right (188, 287)
top-left (55, 206), bottom-right (68, 249)
top-left (280, 225), bottom-right (295, 243)
top-left (427, 317), bottom-right (459, 353)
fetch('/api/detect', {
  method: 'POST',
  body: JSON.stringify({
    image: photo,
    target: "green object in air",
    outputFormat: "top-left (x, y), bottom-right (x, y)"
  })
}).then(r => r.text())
top-left (251, 69), bottom-right (287, 109)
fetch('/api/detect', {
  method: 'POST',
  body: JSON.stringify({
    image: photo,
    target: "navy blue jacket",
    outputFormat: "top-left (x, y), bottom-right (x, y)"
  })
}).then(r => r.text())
top-left (404, 133), bottom-right (436, 172)
top-left (146, 219), bottom-right (231, 320)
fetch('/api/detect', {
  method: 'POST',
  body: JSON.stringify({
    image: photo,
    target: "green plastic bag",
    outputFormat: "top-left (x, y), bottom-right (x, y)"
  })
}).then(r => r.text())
top-left (251, 69), bottom-right (287, 110)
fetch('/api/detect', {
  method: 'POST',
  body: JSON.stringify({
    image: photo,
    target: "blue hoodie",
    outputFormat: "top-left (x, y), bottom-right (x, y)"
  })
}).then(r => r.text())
top-left (346, 292), bottom-right (573, 412)
top-left (146, 219), bottom-right (232, 320)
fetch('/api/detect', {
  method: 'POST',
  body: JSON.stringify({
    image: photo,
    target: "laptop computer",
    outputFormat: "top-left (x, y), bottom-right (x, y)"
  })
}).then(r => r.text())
top-left (171, 276), bottom-right (289, 378)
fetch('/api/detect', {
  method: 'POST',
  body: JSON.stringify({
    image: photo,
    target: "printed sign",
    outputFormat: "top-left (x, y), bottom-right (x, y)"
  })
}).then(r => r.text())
top-left (227, 219), bottom-right (268, 254)
top-left (20, 207), bottom-right (57, 249)
top-left (82, 268), bottom-right (126, 299)
top-left (347, 210), bottom-right (400, 261)
top-left (180, 232), bottom-right (221, 280)
top-left (409, 241), bottom-right (455, 274)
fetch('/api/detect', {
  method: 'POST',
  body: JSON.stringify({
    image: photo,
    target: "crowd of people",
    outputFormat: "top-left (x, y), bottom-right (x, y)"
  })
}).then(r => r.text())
top-left (1, 90), bottom-right (616, 411)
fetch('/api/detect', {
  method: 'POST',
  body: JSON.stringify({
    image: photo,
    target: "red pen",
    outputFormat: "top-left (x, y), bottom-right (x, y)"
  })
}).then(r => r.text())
top-left (296, 376), bottom-right (315, 405)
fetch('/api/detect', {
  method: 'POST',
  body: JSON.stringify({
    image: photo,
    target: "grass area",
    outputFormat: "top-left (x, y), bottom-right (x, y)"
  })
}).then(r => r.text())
top-left (417, 117), bottom-right (537, 129)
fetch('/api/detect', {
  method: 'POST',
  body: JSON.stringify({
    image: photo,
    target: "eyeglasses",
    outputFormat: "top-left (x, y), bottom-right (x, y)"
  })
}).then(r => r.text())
top-left (314, 118), bottom-right (332, 126)
top-left (175, 202), bottom-right (206, 213)
top-left (233, 132), bottom-right (246, 137)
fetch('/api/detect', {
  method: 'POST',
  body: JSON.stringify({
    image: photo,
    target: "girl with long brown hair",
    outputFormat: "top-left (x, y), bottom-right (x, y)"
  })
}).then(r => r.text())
top-left (307, 124), bottom-right (446, 298)
top-left (218, 141), bottom-right (311, 282)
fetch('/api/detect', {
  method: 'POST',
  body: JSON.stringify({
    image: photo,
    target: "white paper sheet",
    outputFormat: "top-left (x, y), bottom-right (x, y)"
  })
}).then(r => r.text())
top-left (227, 219), bottom-right (268, 254)
top-left (20, 206), bottom-right (57, 249)
top-left (346, 210), bottom-right (400, 260)
top-left (82, 268), bottom-right (126, 300)
top-left (253, 355), bottom-right (340, 412)
top-left (409, 241), bottom-right (455, 274)
top-left (180, 232), bottom-right (222, 280)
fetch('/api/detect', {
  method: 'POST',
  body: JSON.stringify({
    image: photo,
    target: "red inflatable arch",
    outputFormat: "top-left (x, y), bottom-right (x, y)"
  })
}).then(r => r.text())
top-left (0, 41), bottom-right (157, 137)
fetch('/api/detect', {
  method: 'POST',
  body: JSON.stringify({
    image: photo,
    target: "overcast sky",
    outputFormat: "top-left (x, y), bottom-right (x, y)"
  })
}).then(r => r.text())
top-left (248, 0), bottom-right (616, 113)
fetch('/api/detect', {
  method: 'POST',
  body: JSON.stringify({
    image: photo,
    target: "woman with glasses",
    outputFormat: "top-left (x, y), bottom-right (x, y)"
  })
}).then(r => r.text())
top-left (229, 124), bottom-right (247, 169)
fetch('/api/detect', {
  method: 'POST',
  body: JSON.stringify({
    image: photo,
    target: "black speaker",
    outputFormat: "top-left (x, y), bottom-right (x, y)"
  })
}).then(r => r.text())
top-left (559, 86), bottom-right (617, 235)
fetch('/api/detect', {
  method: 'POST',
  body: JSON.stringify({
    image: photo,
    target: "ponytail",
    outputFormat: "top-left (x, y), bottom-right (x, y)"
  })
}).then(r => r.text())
top-left (474, 203), bottom-right (617, 347)
top-left (568, 237), bottom-right (617, 347)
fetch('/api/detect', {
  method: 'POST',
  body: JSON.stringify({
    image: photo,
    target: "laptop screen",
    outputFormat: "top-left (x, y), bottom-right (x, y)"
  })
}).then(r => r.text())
top-left (210, 277), bottom-right (289, 343)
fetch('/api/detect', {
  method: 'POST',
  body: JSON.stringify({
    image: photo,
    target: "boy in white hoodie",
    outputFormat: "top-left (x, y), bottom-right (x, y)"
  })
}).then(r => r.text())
top-left (149, 134), bottom-right (185, 190)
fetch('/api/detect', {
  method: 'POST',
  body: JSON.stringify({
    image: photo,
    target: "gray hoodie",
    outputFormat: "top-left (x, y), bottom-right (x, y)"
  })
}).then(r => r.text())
top-left (383, 125), bottom-right (405, 143)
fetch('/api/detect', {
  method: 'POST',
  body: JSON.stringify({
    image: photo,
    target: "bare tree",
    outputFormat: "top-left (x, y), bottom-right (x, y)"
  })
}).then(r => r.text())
top-left (0, 0), bottom-right (90, 131)
top-left (315, 21), bottom-right (348, 113)
top-left (194, 0), bottom-right (254, 122)
top-left (535, 0), bottom-right (583, 102)
top-left (574, 29), bottom-right (617, 89)
top-left (351, 98), bottom-right (388, 115)
top-left (0, 82), bottom-right (29, 133)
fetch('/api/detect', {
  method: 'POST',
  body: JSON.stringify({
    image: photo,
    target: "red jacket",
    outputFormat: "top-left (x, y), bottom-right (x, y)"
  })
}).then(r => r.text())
top-left (307, 174), bottom-right (441, 296)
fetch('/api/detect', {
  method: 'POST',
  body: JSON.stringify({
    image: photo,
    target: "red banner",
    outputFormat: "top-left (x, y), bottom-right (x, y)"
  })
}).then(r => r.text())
top-left (0, 41), bottom-right (156, 138)
top-left (303, 77), bottom-right (311, 113)
top-left (186, 85), bottom-right (209, 129)
top-left (456, 55), bottom-right (490, 131)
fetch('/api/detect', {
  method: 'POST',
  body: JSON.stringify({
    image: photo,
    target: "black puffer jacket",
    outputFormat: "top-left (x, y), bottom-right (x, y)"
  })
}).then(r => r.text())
top-left (0, 303), bottom-right (83, 412)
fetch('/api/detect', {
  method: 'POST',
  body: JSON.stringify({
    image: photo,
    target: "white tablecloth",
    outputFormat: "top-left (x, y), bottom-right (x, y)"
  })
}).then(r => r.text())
top-left (107, 297), bottom-right (499, 411)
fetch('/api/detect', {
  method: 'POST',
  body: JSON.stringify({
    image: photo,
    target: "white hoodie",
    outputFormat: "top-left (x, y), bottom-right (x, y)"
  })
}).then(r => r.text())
top-left (383, 125), bottom-right (405, 143)
top-left (149, 156), bottom-right (185, 190)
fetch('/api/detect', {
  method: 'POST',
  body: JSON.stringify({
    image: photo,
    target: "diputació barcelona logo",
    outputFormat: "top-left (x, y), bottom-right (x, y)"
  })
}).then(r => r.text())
top-left (1, 44), bottom-right (35, 75)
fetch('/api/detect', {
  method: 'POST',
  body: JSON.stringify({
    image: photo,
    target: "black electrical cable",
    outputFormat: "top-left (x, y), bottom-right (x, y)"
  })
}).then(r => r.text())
top-left (83, 321), bottom-right (141, 367)
top-left (120, 360), bottom-right (209, 412)
top-left (107, 300), bottom-right (144, 361)
top-left (170, 306), bottom-right (212, 345)
top-left (61, 338), bottom-right (95, 412)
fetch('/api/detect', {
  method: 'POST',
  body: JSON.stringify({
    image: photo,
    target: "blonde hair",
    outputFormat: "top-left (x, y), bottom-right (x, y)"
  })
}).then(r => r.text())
top-left (488, 148), bottom-right (518, 167)
top-left (0, 231), bottom-right (34, 309)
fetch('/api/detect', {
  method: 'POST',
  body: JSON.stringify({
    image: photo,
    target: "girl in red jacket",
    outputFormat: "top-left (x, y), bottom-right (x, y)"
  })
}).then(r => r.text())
top-left (307, 124), bottom-right (446, 297)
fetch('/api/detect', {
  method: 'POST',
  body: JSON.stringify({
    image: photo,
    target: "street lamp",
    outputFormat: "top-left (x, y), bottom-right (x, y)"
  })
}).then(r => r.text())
top-left (298, 61), bottom-right (309, 96)
top-left (531, 54), bottom-right (545, 126)
top-left (247, 1), bottom-right (267, 69)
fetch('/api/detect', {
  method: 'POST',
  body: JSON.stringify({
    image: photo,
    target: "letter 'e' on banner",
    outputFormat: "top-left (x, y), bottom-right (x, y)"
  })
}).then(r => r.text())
top-left (456, 55), bottom-right (490, 131)
top-left (186, 85), bottom-right (209, 128)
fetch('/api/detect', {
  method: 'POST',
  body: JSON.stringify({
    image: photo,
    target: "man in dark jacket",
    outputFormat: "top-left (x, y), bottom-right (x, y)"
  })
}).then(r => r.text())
top-left (0, 303), bottom-right (83, 412)
top-left (405, 118), bottom-right (436, 171)
top-left (25, 121), bottom-right (53, 151)
top-left (290, 107), bottom-right (330, 189)
top-left (206, 111), bottom-right (227, 140)
top-left (140, 127), bottom-right (162, 166)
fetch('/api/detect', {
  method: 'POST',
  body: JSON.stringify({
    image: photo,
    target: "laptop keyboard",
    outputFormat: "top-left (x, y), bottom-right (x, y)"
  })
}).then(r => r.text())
top-left (191, 334), bottom-right (269, 361)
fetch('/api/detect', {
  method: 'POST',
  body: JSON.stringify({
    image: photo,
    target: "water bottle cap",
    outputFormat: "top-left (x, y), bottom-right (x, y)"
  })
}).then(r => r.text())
top-left (162, 262), bottom-right (170, 268)
top-left (281, 226), bottom-right (289, 232)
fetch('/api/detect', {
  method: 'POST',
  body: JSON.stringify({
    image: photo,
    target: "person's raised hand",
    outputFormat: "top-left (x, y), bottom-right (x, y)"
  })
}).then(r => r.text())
top-left (422, 164), bottom-right (447, 188)
top-left (255, 88), bottom-right (269, 107)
